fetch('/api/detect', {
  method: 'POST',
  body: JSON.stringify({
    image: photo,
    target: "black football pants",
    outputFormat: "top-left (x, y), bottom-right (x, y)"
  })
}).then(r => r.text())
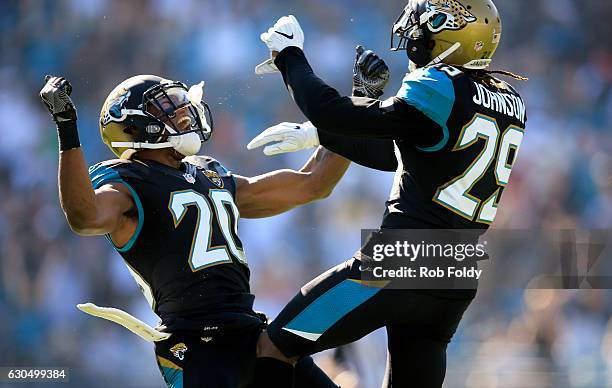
top-left (155, 326), bottom-right (337, 388)
top-left (267, 258), bottom-right (475, 388)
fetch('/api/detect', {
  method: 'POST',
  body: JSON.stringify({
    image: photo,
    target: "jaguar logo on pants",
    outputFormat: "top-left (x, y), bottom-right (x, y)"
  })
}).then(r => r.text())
top-left (170, 343), bottom-right (188, 360)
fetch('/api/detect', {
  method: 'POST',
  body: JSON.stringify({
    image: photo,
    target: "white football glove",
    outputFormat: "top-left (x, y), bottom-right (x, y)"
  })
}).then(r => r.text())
top-left (77, 303), bottom-right (171, 342)
top-left (247, 121), bottom-right (319, 156)
top-left (255, 58), bottom-right (279, 75)
top-left (255, 15), bottom-right (305, 75)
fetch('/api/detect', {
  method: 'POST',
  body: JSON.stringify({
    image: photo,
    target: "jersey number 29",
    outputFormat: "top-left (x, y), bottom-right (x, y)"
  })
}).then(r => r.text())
top-left (434, 114), bottom-right (524, 224)
top-left (169, 189), bottom-right (246, 271)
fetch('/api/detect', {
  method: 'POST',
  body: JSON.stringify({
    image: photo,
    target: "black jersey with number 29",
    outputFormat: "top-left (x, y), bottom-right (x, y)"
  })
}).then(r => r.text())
top-left (385, 64), bottom-right (527, 230)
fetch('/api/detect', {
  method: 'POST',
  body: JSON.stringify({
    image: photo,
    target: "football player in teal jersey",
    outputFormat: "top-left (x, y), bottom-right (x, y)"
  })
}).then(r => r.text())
top-left (250, 1), bottom-right (527, 387)
top-left (39, 72), bottom-right (361, 387)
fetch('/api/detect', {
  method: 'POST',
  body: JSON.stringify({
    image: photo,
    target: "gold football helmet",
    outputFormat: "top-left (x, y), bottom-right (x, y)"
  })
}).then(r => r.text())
top-left (99, 75), bottom-right (213, 158)
top-left (392, 0), bottom-right (502, 69)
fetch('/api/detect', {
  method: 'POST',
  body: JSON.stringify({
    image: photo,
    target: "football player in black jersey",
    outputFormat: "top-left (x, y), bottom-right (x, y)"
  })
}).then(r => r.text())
top-left (38, 72), bottom-right (367, 387)
top-left (250, 1), bottom-right (527, 387)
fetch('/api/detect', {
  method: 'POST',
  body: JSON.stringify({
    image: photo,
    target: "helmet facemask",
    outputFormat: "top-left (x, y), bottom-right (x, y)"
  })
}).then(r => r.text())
top-left (391, 4), bottom-right (434, 68)
top-left (391, 2), bottom-right (463, 68)
top-left (142, 81), bottom-right (213, 156)
top-left (105, 80), bottom-right (214, 157)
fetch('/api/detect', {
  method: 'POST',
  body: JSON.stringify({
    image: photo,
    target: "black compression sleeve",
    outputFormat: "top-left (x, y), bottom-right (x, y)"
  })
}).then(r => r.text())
top-left (318, 130), bottom-right (397, 172)
top-left (274, 47), bottom-right (440, 144)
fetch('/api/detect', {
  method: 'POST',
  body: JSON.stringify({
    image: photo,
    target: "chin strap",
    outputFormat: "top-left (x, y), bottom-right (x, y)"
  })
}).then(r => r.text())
top-left (110, 122), bottom-right (182, 151)
top-left (427, 42), bottom-right (461, 66)
top-left (111, 141), bottom-right (173, 149)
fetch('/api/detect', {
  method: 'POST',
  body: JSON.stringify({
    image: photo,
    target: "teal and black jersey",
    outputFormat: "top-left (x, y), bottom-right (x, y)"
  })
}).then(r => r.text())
top-left (89, 156), bottom-right (257, 333)
top-left (388, 64), bottom-right (526, 229)
top-left (275, 47), bottom-right (526, 231)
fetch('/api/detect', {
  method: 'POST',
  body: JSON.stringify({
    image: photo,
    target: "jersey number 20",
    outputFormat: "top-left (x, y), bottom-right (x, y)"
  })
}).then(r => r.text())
top-left (169, 189), bottom-right (246, 271)
top-left (434, 114), bottom-right (524, 224)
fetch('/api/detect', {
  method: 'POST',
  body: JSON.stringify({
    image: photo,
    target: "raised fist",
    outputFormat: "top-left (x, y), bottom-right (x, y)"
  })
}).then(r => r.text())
top-left (40, 75), bottom-right (77, 123)
top-left (352, 46), bottom-right (390, 99)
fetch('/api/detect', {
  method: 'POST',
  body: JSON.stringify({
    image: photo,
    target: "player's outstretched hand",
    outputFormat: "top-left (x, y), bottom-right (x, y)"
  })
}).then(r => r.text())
top-left (247, 121), bottom-right (319, 156)
top-left (39, 75), bottom-right (77, 123)
top-left (256, 15), bottom-right (305, 75)
top-left (352, 46), bottom-right (390, 98)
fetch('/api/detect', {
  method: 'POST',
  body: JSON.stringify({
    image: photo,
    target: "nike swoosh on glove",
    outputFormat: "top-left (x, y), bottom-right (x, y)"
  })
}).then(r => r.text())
top-left (256, 15), bottom-right (305, 75)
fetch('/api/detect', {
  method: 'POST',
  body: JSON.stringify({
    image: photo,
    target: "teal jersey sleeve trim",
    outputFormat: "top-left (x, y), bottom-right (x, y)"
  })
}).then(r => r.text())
top-left (88, 163), bottom-right (144, 252)
top-left (396, 67), bottom-right (455, 152)
top-left (89, 163), bottom-right (121, 189)
top-left (417, 124), bottom-right (449, 152)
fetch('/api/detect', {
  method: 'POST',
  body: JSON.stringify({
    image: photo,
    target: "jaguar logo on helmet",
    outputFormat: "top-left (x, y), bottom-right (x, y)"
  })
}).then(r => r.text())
top-left (101, 89), bottom-right (131, 126)
top-left (424, 0), bottom-right (476, 33)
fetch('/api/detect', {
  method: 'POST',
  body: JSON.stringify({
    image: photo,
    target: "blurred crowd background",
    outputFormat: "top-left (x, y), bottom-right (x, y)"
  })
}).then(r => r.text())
top-left (0, 0), bottom-right (611, 387)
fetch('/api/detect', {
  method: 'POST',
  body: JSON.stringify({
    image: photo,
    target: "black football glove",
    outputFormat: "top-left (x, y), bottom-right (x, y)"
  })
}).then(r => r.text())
top-left (39, 75), bottom-right (77, 123)
top-left (352, 46), bottom-right (390, 99)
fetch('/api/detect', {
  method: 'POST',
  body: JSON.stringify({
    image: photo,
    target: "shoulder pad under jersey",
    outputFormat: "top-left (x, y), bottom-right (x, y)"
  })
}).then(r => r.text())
top-left (395, 64), bottom-right (459, 129)
top-left (183, 155), bottom-right (232, 178)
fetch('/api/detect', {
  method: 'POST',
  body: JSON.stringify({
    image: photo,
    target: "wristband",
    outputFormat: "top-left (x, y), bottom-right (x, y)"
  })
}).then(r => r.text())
top-left (352, 89), bottom-right (366, 98)
top-left (57, 121), bottom-right (81, 151)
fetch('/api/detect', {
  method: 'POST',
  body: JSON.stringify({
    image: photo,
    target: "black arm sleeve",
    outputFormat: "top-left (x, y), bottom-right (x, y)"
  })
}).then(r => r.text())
top-left (318, 130), bottom-right (398, 172)
top-left (274, 46), bottom-right (442, 145)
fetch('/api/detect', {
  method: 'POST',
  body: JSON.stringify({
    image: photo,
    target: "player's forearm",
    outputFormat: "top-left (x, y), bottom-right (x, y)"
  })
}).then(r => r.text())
top-left (317, 130), bottom-right (398, 172)
top-left (275, 47), bottom-right (397, 138)
top-left (41, 76), bottom-right (98, 232)
top-left (236, 170), bottom-right (312, 218)
top-left (58, 148), bottom-right (99, 232)
top-left (236, 149), bottom-right (348, 219)
top-left (275, 47), bottom-right (359, 134)
top-left (299, 147), bottom-right (350, 198)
